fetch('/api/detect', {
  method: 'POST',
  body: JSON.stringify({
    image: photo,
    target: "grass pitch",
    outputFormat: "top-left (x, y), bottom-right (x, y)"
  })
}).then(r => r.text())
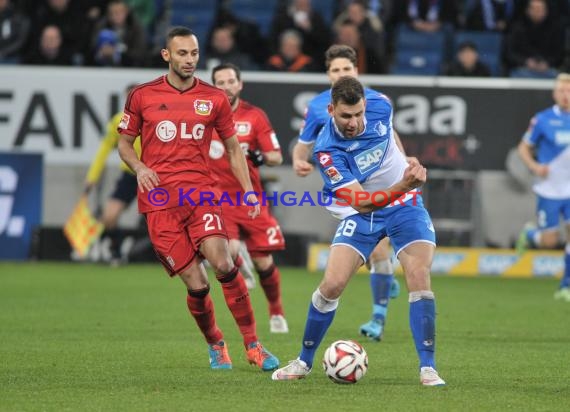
top-left (1, 262), bottom-right (569, 411)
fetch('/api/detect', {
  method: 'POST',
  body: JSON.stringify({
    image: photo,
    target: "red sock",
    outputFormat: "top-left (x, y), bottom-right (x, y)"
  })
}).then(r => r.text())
top-left (186, 287), bottom-right (223, 345)
top-left (258, 264), bottom-right (284, 316)
top-left (217, 267), bottom-right (257, 347)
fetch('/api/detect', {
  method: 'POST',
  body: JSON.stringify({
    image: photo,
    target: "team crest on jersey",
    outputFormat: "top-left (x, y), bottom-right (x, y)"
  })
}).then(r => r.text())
top-left (194, 100), bottom-right (213, 116)
top-left (324, 166), bottom-right (343, 183)
top-left (318, 152), bottom-right (333, 167)
top-left (235, 122), bottom-right (251, 136)
top-left (374, 121), bottom-right (388, 136)
top-left (118, 113), bottom-right (130, 129)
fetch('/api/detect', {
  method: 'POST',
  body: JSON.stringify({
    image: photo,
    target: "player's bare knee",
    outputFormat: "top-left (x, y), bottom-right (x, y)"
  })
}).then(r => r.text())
top-left (210, 258), bottom-right (235, 276)
top-left (541, 233), bottom-right (559, 249)
top-left (404, 266), bottom-right (430, 289)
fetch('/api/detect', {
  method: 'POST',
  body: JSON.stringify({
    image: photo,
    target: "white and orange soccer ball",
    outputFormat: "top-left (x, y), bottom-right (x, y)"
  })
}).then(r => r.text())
top-left (322, 340), bottom-right (368, 384)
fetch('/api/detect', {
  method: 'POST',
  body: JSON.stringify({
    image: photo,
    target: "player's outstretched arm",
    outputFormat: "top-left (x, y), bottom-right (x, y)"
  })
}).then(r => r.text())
top-left (224, 135), bottom-right (260, 218)
top-left (292, 141), bottom-right (314, 177)
top-left (118, 134), bottom-right (159, 193)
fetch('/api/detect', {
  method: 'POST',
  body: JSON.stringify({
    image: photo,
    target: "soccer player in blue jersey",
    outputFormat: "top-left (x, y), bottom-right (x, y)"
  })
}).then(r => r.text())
top-left (273, 76), bottom-right (445, 386)
top-left (292, 45), bottom-right (402, 341)
top-left (516, 73), bottom-right (570, 301)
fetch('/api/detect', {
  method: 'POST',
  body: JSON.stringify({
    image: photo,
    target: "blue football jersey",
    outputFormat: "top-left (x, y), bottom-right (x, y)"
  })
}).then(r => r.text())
top-left (523, 105), bottom-right (570, 163)
top-left (313, 92), bottom-right (409, 219)
top-left (298, 87), bottom-right (387, 144)
top-left (523, 105), bottom-right (570, 198)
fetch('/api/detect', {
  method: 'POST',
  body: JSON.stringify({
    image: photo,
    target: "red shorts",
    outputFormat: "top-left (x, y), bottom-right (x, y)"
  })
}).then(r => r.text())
top-left (222, 204), bottom-right (285, 257)
top-left (145, 203), bottom-right (228, 276)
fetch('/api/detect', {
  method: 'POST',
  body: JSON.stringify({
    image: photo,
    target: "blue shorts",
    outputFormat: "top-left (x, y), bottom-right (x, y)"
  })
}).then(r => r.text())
top-left (331, 198), bottom-right (436, 262)
top-left (536, 196), bottom-right (570, 230)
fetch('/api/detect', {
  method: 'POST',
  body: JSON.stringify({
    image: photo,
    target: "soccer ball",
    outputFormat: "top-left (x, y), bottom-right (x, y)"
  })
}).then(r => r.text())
top-left (322, 340), bottom-right (368, 384)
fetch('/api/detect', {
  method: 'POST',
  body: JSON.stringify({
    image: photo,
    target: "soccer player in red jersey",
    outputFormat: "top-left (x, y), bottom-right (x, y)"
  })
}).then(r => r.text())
top-left (210, 63), bottom-right (288, 334)
top-left (116, 26), bottom-right (279, 371)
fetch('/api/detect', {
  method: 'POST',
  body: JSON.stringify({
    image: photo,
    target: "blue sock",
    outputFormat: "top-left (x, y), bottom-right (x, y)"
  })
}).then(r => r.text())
top-left (560, 245), bottom-right (570, 289)
top-left (526, 228), bottom-right (539, 247)
top-left (370, 273), bottom-right (393, 323)
top-left (299, 302), bottom-right (336, 369)
top-left (409, 298), bottom-right (436, 369)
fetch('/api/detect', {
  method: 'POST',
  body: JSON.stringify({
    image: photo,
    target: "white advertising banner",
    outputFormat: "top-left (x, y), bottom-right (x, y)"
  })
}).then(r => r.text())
top-left (0, 67), bottom-right (163, 164)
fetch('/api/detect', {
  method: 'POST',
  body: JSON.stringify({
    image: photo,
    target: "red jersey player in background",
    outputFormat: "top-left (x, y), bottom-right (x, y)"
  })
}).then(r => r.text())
top-left (210, 63), bottom-right (288, 334)
top-left (117, 27), bottom-right (279, 371)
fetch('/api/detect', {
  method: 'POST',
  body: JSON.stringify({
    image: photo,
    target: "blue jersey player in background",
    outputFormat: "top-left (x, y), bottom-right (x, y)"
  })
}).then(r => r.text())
top-left (274, 76), bottom-right (446, 386)
top-left (516, 73), bottom-right (570, 301)
top-left (292, 45), bottom-right (404, 342)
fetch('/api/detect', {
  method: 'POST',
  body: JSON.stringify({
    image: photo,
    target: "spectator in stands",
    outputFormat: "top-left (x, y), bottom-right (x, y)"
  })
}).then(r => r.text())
top-left (335, 0), bottom-right (396, 27)
top-left (393, 0), bottom-right (458, 33)
top-left (445, 41), bottom-right (491, 77)
top-left (30, 0), bottom-right (89, 65)
top-left (212, 7), bottom-right (270, 68)
top-left (23, 24), bottom-right (73, 65)
top-left (333, 0), bottom-right (386, 73)
top-left (90, 0), bottom-right (146, 67)
top-left (124, 0), bottom-right (155, 31)
top-left (462, 0), bottom-right (514, 32)
top-left (270, 0), bottom-right (331, 70)
top-left (0, 0), bottom-right (30, 63)
top-left (199, 26), bottom-right (258, 72)
top-left (334, 21), bottom-right (384, 73)
top-left (505, 0), bottom-right (563, 78)
top-left (266, 29), bottom-right (316, 72)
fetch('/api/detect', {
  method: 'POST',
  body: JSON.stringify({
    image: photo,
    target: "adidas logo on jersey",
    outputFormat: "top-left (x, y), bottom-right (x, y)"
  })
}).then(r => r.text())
top-left (158, 103), bottom-right (168, 110)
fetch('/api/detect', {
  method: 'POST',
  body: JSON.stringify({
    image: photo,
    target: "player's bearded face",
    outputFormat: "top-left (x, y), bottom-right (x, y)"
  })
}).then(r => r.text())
top-left (164, 35), bottom-right (199, 80)
top-left (213, 68), bottom-right (243, 106)
top-left (330, 99), bottom-right (365, 138)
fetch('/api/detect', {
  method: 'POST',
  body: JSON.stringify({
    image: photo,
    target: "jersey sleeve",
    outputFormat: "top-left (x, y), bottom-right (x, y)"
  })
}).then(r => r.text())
top-left (315, 150), bottom-right (357, 194)
top-left (117, 88), bottom-right (142, 137)
top-left (215, 95), bottom-right (236, 140)
top-left (522, 115), bottom-right (542, 146)
top-left (298, 102), bottom-right (325, 144)
top-left (86, 113), bottom-right (122, 184)
top-left (254, 108), bottom-right (281, 152)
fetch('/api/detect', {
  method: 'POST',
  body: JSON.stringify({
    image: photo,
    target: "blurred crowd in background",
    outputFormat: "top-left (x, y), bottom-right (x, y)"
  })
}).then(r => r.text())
top-left (1, 0), bottom-right (569, 78)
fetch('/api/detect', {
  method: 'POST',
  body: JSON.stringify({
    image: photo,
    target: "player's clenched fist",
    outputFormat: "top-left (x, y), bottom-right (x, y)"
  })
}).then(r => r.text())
top-left (402, 163), bottom-right (427, 191)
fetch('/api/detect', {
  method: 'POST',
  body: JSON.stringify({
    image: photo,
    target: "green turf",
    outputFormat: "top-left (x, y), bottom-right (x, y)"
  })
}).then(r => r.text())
top-left (1, 262), bottom-right (569, 411)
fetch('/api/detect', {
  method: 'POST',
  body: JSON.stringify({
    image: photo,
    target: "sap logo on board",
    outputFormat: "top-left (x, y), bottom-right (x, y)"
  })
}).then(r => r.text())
top-left (532, 256), bottom-right (564, 277)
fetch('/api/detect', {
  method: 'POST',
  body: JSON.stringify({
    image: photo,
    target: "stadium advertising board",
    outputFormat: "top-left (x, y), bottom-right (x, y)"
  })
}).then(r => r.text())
top-left (0, 67), bottom-right (553, 169)
top-left (0, 152), bottom-right (43, 260)
top-left (308, 244), bottom-right (564, 278)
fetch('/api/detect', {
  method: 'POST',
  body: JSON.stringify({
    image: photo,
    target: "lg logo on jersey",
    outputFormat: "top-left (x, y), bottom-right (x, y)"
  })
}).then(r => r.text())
top-left (155, 121), bottom-right (206, 142)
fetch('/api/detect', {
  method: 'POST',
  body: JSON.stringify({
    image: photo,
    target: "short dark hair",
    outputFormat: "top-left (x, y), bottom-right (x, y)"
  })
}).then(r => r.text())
top-left (211, 63), bottom-right (242, 83)
top-left (331, 76), bottom-right (364, 106)
top-left (457, 41), bottom-right (477, 52)
top-left (165, 26), bottom-right (195, 47)
top-left (325, 45), bottom-right (357, 70)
